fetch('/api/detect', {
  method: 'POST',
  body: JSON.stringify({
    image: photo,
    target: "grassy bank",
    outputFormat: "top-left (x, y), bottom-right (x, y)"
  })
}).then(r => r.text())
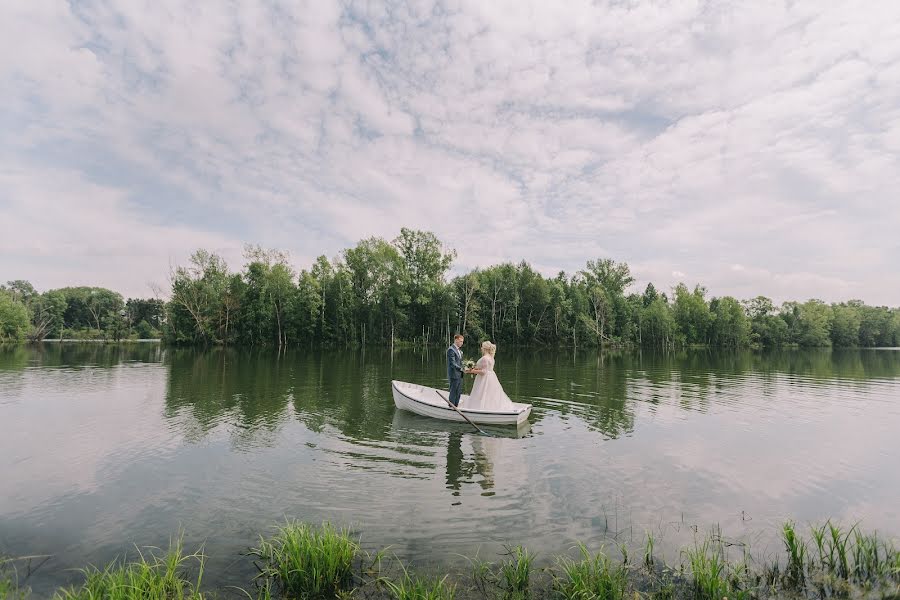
top-left (2, 521), bottom-right (898, 599)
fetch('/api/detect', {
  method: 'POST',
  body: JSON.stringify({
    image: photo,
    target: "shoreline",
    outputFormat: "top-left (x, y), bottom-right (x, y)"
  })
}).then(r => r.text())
top-left (4, 521), bottom-right (898, 599)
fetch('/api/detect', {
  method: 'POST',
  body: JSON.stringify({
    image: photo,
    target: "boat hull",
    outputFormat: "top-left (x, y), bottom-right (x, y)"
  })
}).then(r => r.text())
top-left (391, 380), bottom-right (532, 425)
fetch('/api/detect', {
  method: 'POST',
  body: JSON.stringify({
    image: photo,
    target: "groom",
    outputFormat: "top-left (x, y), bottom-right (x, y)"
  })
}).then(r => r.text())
top-left (447, 333), bottom-right (465, 406)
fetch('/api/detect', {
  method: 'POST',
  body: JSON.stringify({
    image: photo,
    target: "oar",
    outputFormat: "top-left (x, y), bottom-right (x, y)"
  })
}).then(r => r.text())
top-left (435, 389), bottom-right (490, 436)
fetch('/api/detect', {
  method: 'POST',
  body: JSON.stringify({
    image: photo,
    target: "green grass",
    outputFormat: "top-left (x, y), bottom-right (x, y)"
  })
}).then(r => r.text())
top-left (53, 536), bottom-right (204, 600)
top-left (782, 520), bottom-right (807, 587)
top-left (5, 519), bottom-right (899, 599)
top-left (1, 559), bottom-right (27, 600)
top-left (250, 521), bottom-right (359, 599)
top-left (553, 544), bottom-right (628, 600)
top-left (380, 566), bottom-right (455, 600)
top-left (642, 533), bottom-right (655, 573)
top-left (683, 539), bottom-right (752, 600)
top-left (498, 546), bottom-right (533, 600)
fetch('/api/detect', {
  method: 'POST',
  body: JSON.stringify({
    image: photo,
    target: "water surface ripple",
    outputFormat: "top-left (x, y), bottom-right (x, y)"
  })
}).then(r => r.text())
top-left (1, 345), bottom-right (899, 596)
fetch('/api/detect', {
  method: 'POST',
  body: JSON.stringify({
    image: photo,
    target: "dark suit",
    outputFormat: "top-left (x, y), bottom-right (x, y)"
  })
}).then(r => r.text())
top-left (447, 344), bottom-right (464, 406)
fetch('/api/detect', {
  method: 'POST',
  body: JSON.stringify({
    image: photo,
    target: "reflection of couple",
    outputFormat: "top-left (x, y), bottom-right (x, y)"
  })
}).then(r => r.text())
top-left (445, 430), bottom-right (500, 494)
top-left (446, 334), bottom-right (515, 411)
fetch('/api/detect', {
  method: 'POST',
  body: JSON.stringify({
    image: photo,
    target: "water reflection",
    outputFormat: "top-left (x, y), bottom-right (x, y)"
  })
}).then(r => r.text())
top-left (2, 344), bottom-right (900, 598)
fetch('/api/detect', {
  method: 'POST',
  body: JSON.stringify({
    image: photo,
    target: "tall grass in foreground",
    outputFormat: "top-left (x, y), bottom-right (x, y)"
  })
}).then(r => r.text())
top-left (498, 546), bottom-right (533, 600)
top-left (250, 521), bottom-right (359, 599)
top-left (53, 536), bottom-right (204, 600)
top-left (781, 520), bottom-right (900, 596)
top-left (380, 565), bottom-right (455, 600)
top-left (684, 539), bottom-right (753, 600)
top-left (1, 557), bottom-right (27, 600)
top-left (469, 546), bottom-right (534, 600)
top-left (553, 544), bottom-right (628, 600)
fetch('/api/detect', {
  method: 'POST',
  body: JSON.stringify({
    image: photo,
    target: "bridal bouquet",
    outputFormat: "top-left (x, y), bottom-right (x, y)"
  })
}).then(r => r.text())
top-left (463, 359), bottom-right (476, 370)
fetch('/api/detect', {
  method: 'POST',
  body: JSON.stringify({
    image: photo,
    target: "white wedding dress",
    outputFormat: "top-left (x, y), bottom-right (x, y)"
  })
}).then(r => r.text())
top-left (464, 355), bottom-right (516, 411)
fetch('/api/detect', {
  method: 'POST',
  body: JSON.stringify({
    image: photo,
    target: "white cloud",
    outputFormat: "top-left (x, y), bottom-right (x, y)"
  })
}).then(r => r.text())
top-left (1, 0), bottom-right (899, 303)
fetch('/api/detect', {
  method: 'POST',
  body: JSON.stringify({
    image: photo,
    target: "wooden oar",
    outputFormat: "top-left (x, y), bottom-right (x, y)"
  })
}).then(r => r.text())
top-left (435, 389), bottom-right (490, 436)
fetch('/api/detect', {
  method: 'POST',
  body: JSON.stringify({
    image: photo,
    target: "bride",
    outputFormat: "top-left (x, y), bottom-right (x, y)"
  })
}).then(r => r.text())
top-left (463, 341), bottom-right (516, 411)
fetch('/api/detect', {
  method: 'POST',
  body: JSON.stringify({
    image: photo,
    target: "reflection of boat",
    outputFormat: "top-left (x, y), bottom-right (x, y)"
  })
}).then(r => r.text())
top-left (391, 380), bottom-right (532, 426)
top-left (390, 409), bottom-right (532, 439)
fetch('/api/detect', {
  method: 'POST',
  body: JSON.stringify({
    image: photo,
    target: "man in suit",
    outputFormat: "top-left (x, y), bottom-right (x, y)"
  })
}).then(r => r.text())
top-left (447, 333), bottom-right (465, 406)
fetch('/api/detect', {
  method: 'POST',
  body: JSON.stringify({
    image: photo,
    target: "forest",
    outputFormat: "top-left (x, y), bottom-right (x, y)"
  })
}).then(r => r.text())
top-left (2, 228), bottom-right (899, 349)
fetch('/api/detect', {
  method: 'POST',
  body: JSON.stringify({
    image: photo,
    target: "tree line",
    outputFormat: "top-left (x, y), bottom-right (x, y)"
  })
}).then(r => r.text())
top-left (2, 228), bottom-right (899, 349)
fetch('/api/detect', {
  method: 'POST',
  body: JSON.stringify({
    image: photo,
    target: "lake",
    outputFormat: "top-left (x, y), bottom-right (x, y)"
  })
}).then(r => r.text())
top-left (1, 344), bottom-right (899, 596)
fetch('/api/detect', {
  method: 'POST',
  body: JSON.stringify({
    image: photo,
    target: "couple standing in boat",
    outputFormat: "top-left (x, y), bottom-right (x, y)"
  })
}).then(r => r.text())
top-left (447, 334), bottom-right (515, 411)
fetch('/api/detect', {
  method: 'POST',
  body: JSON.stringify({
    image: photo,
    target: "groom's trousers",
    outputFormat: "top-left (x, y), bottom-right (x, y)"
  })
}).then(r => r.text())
top-left (448, 376), bottom-right (462, 406)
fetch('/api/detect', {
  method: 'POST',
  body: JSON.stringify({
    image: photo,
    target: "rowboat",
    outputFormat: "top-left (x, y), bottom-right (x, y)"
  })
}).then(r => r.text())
top-left (391, 380), bottom-right (532, 426)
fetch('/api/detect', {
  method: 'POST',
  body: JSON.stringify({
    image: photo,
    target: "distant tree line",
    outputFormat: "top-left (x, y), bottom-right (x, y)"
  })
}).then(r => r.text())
top-left (0, 281), bottom-right (164, 342)
top-left (2, 228), bottom-right (899, 349)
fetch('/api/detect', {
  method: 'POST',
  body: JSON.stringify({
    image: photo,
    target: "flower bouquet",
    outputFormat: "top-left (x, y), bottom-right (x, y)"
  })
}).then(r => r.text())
top-left (463, 359), bottom-right (476, 371)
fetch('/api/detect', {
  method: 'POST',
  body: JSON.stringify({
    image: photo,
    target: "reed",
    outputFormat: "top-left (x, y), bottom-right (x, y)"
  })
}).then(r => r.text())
top-left (781, 520), bottom-right (807, 586)
top-left (683, 539), bottom-right (751, 600)
top-left (54, 536), bottom-right (204, 600)
top-left (1, 560), bottom-right (26, 600)
top-left (642, 533), bottom-right (655, 573)
top-left (1, 558), bottom-right (21, 600)
top-left (828, 521), bottom-right (853, 579)
top-left (498, 546), bottom-right (532, 600)
top-left (553, 544), bottom-right (628, 600)
top-left (380, 566), bottom-right (455, 600)
top-left (250, 521), bottom-right (359, 599)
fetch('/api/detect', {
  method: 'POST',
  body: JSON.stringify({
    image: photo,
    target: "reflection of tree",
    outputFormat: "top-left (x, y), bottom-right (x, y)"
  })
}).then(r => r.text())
top-left (164, 347), bottom-right (294, 446)
top-left (0, 345), bottom-right (30, 372)
top-left (508, 350), bottom-right (638, 439)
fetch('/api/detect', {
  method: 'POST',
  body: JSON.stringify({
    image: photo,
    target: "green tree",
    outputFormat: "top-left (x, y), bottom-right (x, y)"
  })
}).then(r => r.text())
top-left (167, 250), bottom-right (230, 344)
top-left (579, 258), bottom-right (635, 343)
top-left (344, 237), bottom-right (407, 344)
top-left (642, 282), bottom-right (659, 308)
top-left (0, 291), bottom-right (31, 341)
top-left (642, 296), bottom-right (676, 348)
top-left (28, 290), bottom-right (67, 341)
top-left (295, 269), bottom-right (323, 342)
top-left (393, 228), bottom-right (455, 343)
top-left (785, 300), bottom-right (833, 347)
top-left (241, 246), bottom-right (297, 347)
top-left (710, 296), bottom-right (750, 347)
top-left (831, 303), bottom-right (861, 347)
top-left (673, 283), bottom-right (713, 345)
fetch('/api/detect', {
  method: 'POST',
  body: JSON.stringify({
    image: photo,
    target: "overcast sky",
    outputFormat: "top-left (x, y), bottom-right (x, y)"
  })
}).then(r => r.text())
top-left (2, 1), bottom-right (899, 304)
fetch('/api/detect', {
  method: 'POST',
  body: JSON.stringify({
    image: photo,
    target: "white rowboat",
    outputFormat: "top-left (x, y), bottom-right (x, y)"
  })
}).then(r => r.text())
top-left (391, 380), bottom-right (532, 426)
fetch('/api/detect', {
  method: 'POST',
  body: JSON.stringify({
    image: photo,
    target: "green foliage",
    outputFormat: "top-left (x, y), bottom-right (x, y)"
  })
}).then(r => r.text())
top-left (783, 300), bottom-right (834, 347)
top-left (554, 544), bottom-right (628, 600)
top-left (498, 546), bottom-right (533, 600)
top-left (1, 556), bottom-right (28, 600)
top-left (167, 250), bottom-right (230, 344)
top-left (0, 292), bottom-right (31, 342)
top-left (6, 233), bottom-right (900, 349)
top-left (250, 521), bottom-right (359, 599)
top-left (381, 568), bottom-right (455, 600)
top-left (673, 284), bottom-right (713, 345)
top-left (710, 296), bottom-right (750, 348)
top-left (782, 521), bottom-right (807, 587)
top-left (831, 303), bottom-right (862, 347)
top-left (684, 540), bottom-right (750, 600)
top-left (135, 319), bottom-right (158, 339)
top-left (54, 536), bottom-right (204, 600)
top-left (126, 298), bottom-right (165, 333)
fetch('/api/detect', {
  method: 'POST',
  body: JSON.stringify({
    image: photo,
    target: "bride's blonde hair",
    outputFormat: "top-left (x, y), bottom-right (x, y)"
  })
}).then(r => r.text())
top-left (481, 341), bottom-right (497, 356)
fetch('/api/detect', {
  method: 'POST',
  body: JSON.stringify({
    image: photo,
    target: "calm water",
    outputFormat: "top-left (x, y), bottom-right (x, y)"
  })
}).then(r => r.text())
top-left (2, 344), bottom-right (899, 596)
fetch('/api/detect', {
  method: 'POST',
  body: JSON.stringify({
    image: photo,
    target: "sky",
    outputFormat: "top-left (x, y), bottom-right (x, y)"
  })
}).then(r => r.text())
top-left (1, 0), bottom-right (899, 305)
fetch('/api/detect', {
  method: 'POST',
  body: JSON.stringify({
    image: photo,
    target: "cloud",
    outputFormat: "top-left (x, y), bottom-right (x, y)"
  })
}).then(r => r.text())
top-left (1, 0), bottom-right (898, 303)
